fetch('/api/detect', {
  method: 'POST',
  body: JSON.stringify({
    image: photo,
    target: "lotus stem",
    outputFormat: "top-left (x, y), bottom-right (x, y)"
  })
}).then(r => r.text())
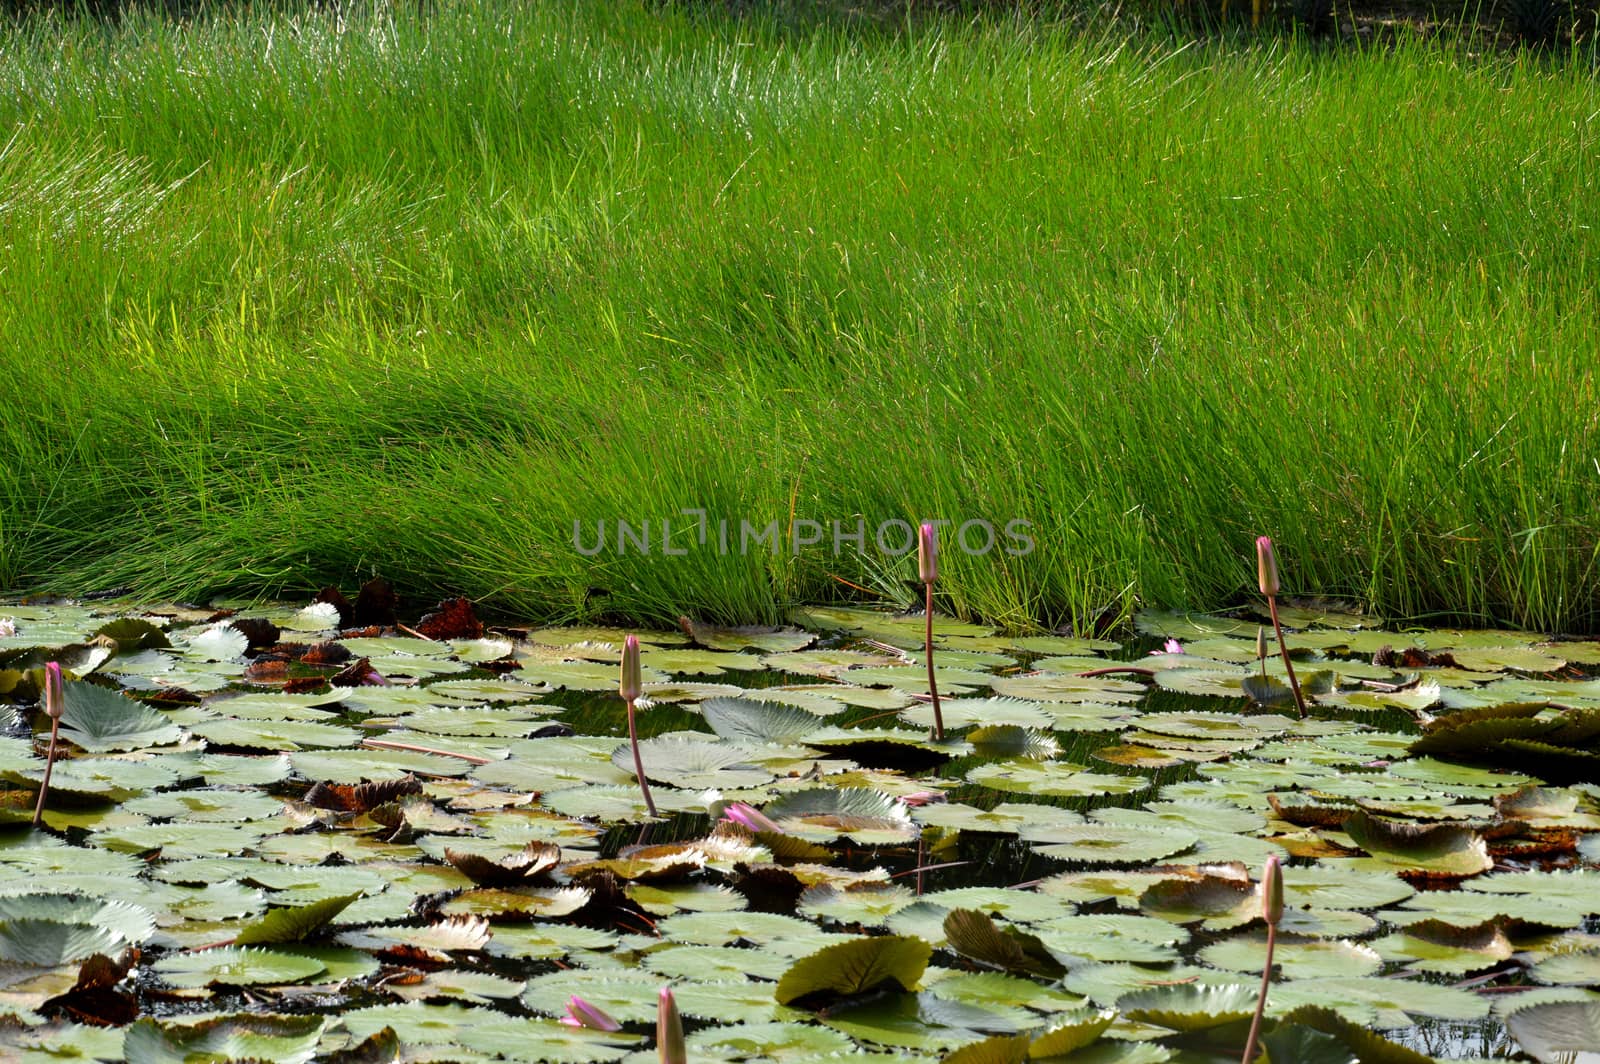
top-left (1241, 856), bottom-right (1284, 1064)
top-left (919, 522), bottom-right (944, 742)
top-left (32, 662), bottom-right (64, 829)
top-left (1257, 537), bottom-right (1307, 719)
top-left (621, 635), bottom-right (657, 817)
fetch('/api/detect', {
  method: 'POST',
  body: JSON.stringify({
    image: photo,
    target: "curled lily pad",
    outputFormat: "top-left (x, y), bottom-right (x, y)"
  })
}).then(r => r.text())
top-left (233, 893), bottom-right (362, 946)
top-left (1506, 999), bottom-right (1600, 1062)
top-left (1119, 984), bottom-right (1258, 1031)
top-left (0, 894), bottom-right (155, 944)
top-left (762, 788), bottom-right (917, 844)
top-left (1342, 810), bottom-right (1492, 876)
top-left (774, 934), bottom-right (933, 1004)
top-left (0, 919), bottom-right (127, 965)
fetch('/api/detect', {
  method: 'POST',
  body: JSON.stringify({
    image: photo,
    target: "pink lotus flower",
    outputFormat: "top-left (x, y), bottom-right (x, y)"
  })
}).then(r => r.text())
top-left (621, 635), bottom-right (657, 816)
top-left (42, 662), bottom-right (64, 720)
top-left (658, 987), bottom-right (685, 1064)
top-left (918, 522), bottom-right (938, 584)
top-left (721, 802), bottom-right (782, 834)
top-left (1256, 536), bottom-right (1280, 596)
top-left (900, 790), bottom-right (946, 807)
top-left (559, 995), bottom-right (621, 1032)
top-left (1150, 639), bottom-right (1184, 656)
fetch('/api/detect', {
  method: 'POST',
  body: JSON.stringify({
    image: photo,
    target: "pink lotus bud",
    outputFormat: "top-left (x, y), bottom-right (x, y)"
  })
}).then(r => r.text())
top-left (560, 995), bottom-right (621, 1032)
top-left (620, 635), bottom-right (642, 703)
top-left (918, 522), bottom-right (938, 584)
top-left (1262, 855), bottom-right (1283, 926)
top-left (722, 802), bottom-right (782, 834)
top-left (900, 790), bottom-right (946, 807)
top-left (1256, 536), bottom-right (1280, 596)
top-left (658, 987), bottom-right (686, 1064)
top-left (42, 662), bottom-right (64, 721)
top-left (1256, 626), bottom-right (1269, 662)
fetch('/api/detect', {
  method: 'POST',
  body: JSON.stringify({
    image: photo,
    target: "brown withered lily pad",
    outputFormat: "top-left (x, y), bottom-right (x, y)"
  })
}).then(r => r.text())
top-left (442, 842), bottom-right (562, 887)
top-left (414, 598), bottom-right (483, 641)
top-left (305, 775), bottom-right (424, 814)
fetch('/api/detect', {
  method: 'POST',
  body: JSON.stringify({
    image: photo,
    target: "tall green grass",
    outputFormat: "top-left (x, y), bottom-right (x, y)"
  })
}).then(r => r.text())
top-left (1, 1), bottom-right (1597, 631)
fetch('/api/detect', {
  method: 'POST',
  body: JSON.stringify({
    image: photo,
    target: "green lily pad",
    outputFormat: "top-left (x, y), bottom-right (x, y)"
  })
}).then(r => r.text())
top-left (1269, 976), bottom-right (1491, 1028)
top-left (1506, 999), bottom-right (1600, 1062)
top-left (685, 1020), bottom-right (854, 1058)
top-left (700, 697), bottom-right (824, 743)
top-left (123, 788), bottom-right (285, 822)
top-left (234, 893), bottom-right (362, 946)
top-left (1021, 824), bottom-right (1197, 865)
top-left (1119, 984), bottom-right (1259, 1031)
top-left (121, 1014), bottom-right (324, 1064)
top-left (762, 787), bottom-right (918, 844)
top-left (0, 919), bottom-right (128, 965)
top-left (774, 934), bottom-right (933, 1004)
top-left (57, 680), bottom-right (185, 753)
top-left (1342, 810), bottom-right (1492, 875)
top-left (968, 762), bottom-right (1149, 798)
top-left (0, 893), bottom-right (155, 944)
top-left (1199, 932), bottom-right (1382, 979)
top-left (613, 736), bottom-right (773, 790)
top-left (152, 946), bottom-right (328, 988)
top-left (901, 697), bottom-right (1052, 731)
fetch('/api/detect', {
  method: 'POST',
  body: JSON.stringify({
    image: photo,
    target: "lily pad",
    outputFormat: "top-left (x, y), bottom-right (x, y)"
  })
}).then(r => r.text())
top-left (58, 680), bottom-right (185, 753)
top-left (152, 946), bottom-right (328, 988)
top-left (121, 1015), bottom-right (324, 1064)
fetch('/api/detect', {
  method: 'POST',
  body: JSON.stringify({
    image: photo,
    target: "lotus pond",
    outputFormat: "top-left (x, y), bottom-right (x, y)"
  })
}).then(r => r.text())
top-left (0, 595), bottom-right (1598, 1063)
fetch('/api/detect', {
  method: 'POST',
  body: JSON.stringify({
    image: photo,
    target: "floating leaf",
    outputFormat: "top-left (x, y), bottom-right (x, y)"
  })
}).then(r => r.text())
top-left (1022, 824), bottom-right (1197, 865)
top-left (942, 909), bottom-right (1065, 978)
top-left (1342, 810), bottom-right (1492, 875)
top-left (152, 947), bottom-right (328, 988)
top-left (1119, 984), bottom-right (1258, 1031)
top-left (1506, 999), bottom-right (1600, 1063)
top-left (57, 680), bottom-right (185, 752)
top-left (968, 762), bottom-right (1148, 798)
top-left (1199, 932), bottom-right (1382, 979)
top-left (763, 788), bottom-right (918, 844)
top-left (0, 919), bottom-right (127, 966)
top-left (701, 697), bottom-right (823, 743)
top-left (612, 736), bottom-right (773, 790)
top-left (233, 893), bottom-right (362, 946)
top-left (121, 1014), bottom-right (325, 1064)
top-left (774, 934), bottom-right (932, 1004)
top-left (0, 894), bottom-right (155, 944)
top-left (94, 618), bottom-right (172, 653)
top-left (1269, 976), bottom-right (1490, 1027)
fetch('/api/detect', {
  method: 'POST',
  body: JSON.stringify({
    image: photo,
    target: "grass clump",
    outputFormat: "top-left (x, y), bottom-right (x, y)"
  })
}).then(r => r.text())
top-left (1, 1), bottom-right (1598, 631)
